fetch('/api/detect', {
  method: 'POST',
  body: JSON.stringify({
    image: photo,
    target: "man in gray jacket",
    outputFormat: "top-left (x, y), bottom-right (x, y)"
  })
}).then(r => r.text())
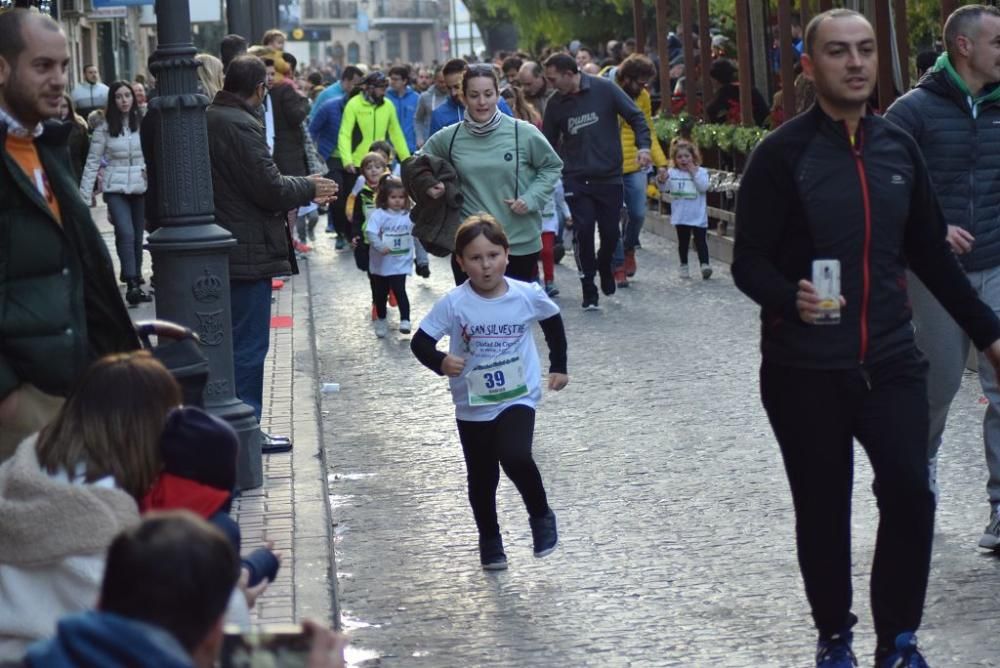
top-left (885, 4), bottom-right (1000, 550)
top-left (206, 56), bottom-right (337, 452)
top-left (542, 53), bottom-right (652, 310)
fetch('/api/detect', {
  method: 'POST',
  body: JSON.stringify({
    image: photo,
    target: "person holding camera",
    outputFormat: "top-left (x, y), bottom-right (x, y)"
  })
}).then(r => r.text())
top-left (25, 512), bottom-right (346, 668)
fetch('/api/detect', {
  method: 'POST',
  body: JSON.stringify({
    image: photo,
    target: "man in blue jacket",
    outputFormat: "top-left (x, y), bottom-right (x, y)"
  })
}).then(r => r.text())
top-left (387, 65), bottom-right (420, 154)
top-left (309, 87), bottom-right (362, 246)
top-left (885, 4), bottom-right (1000, 553)
top-left (734, 9), bottom-right (1000, 667)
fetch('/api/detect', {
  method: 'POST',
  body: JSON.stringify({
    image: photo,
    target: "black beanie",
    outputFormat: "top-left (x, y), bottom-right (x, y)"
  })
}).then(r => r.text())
top-left (160, 407), bottom-right (238, 492)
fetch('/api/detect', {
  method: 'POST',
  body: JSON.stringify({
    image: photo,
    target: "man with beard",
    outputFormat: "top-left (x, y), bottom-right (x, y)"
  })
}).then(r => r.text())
top-left (0, 10), bottom-right (138, 458)
top-left (733, 9), bottom-right (1000, 666)
top-left (611, 54), bottom-right (668, 286)
top-left (337, 71), bottom-right (411, 175)
top-left (517, 61), bottom-right (556, 118)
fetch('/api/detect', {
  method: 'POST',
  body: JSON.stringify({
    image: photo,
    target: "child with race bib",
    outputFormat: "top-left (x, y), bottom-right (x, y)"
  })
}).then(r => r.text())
top-left (367, 175), bottom-right (414, 337)
top-left (667, 139), bottom-right (712, 280)
top-left (410, 214), bottom-right (569, 571)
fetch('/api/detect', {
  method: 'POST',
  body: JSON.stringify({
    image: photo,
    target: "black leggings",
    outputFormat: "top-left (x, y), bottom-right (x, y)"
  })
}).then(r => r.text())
top-left (371, 274), bottom-right (410, 320)
top-left (456, 405), bottom-right (550, 539)
top-left (676, 224), bottom-right (709, 265)
top-left (450, 252), bottom-right (540, 286)
top-left (760, 351), bottom-right (934, 648)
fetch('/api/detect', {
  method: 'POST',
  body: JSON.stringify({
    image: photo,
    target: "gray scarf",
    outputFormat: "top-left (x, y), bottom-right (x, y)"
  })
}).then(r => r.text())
top-left (463, 108), bottom-right (503, 136)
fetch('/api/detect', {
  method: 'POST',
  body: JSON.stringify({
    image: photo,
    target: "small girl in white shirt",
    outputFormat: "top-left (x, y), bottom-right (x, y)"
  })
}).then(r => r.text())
top-left (668, 140), bottom-right (712, 279)
top-left (366, 176), bottom-right (414, 337)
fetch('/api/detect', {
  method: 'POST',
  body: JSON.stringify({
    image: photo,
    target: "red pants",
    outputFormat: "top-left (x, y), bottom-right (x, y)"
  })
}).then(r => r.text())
top-left (540, 231), bottom-right (555, 283)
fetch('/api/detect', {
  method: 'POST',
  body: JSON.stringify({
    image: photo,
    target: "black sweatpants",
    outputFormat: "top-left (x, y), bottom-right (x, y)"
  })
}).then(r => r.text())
top-left (759, 350), bottom-right (934, 647)
top-left (450, 251), bottom-right (540, 286)
top-left (675, 224), bottom-right (709, 265)
top-left (456, 405), bottom-right (550, 539)
top-left (563, 177), bottom-right (624, 290)
top-left (371, 273), bottom-right (410, 321)
top-left (326, 157), bottom-right (351, 240)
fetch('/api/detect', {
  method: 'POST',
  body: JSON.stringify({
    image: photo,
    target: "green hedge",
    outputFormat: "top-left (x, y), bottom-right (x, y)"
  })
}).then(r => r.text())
top-left (654, 114), bottom-right (768, 155)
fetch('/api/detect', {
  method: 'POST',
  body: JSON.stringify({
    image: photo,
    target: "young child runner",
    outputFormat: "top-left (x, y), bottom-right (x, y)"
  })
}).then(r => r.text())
top-left (371, 140), bottom-right (431, 279)
top-left (350, 152), bottom-right (390, 319)
top-left (538, 179), bottom-right (571, 298)
top-left (667, 139), bottom-right (712, 279)
top-left (367, 175), bottom-right (414, 337)
top-left (410, 215), bottom-right (569, 571)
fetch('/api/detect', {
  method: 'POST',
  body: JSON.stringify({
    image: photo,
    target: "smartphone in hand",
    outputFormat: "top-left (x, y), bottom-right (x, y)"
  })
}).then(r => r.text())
top-left (812, 259), bottom-right (841, 325)
top-left (222, 625), bottom-right (311, 668)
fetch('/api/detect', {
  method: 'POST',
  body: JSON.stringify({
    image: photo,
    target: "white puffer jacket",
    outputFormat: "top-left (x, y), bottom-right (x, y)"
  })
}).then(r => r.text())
top-left (79, 121), bottom-right (146, 201)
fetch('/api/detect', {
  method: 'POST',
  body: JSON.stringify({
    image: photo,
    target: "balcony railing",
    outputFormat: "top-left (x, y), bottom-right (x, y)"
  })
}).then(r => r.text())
top-left (303, 0), bottom-right (447, 22)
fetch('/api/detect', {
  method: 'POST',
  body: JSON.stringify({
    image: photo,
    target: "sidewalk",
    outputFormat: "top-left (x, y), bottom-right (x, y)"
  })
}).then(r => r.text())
top-left (93, 204), bottom-right (337, 627)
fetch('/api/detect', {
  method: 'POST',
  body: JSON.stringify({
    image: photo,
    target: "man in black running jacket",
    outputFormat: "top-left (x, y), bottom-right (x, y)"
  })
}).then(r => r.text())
top-left (733, 9), bottom-right (1000, 667)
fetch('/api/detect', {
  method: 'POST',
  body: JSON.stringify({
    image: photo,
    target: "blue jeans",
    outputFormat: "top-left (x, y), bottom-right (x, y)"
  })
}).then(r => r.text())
top-left (613, 171), bottom-right (649, 268)
top-left (104, 192), bottom-right (145, 278)
top-left (230, 279), bottom-right (272, 423)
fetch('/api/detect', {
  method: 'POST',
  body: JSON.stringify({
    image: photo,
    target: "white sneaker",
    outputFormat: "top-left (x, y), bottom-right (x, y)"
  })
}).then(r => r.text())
top-left (374, 319), bottom-right (388, 338)
top-left (399, 319), bottom-right (411, 334)
top-left (679, 264), bottom-right (690, 279)
top-left (979, 506), bottom-right (1000, 549)
top-left (701, 263), bottom-right (713, 279)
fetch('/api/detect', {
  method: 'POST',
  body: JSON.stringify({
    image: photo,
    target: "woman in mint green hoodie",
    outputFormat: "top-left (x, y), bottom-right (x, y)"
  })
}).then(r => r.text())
top-left (420, 64), bottom-right (564, 285)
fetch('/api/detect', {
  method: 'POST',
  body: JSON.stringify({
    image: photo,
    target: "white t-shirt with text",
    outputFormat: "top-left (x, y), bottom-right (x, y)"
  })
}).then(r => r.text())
top-left (418, 278), bottom-right (560, 421)
top-left (366, 208), bottom-right (414, 276)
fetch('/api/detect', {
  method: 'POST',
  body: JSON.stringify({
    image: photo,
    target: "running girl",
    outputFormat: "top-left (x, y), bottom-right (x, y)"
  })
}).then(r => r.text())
top-left (350, 152), bottom-right (389, 318)
top-left (366, 176), bottom-right (414, 337)
top-left (410, 215), bottom-right (569, 571)
top-left (668, 140), bottom-right (712, 279)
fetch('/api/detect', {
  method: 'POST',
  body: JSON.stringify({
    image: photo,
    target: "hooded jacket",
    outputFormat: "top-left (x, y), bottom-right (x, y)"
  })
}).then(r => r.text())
top-left (884, 53), bottom-right (1000, 272)
top-left (401, 153), bottom-right (464, 256)
top-left (206, 90), bottom-right (314, 281)
top-left (733, 103), bottom-right (1000, 369)
top-left (0, 437), bottom-right (139, 660)
top-left (25, 611), bottom-right (194, 668)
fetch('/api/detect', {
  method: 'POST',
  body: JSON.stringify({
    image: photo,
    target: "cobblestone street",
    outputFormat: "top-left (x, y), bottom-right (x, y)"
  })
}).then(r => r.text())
top-left (310, 221), bottom-right (1000, 667)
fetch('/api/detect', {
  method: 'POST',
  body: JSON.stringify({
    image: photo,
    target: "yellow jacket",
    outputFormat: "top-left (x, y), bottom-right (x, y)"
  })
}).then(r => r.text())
top-left (620, 88), bottom-right (667, 174)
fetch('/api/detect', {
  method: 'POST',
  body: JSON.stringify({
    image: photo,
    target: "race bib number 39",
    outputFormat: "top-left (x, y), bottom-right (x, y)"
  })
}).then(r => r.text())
top-left (467, 355), bottom-right (529, 405)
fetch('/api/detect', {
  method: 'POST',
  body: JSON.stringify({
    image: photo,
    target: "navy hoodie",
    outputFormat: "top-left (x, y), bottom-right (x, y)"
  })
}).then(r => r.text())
top-left (25, 611), bottom-right (194, 668)
top-left (542, 73), bottom-right (651, 183)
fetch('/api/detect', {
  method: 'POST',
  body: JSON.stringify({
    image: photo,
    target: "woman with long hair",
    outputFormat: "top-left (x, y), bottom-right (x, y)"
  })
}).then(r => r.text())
top-left (56, 92), bottom-right (89, 182)
top-left (418, 64), bottom-right (563, 285)
top-left (0, 351), bottom-right (180, 659)
top-left (500, 84), bottom-right (541, 128)
top-left (195, 53), bottom-right (225, 99)
top-left (79, 80), bottom-right (150, 305)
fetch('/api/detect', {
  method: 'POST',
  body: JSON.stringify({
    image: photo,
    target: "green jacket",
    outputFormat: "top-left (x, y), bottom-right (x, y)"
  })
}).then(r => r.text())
top-left (337, 95), bottom-right (412, 169)
top-left (420, 114), bottom-right (563, 256)
top-left (0, 120), bottom-right (139, 400)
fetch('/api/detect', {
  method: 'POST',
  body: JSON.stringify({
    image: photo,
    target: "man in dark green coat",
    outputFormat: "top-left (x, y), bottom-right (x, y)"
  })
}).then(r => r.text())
top-left (0, 10), bottom-right (138, 458)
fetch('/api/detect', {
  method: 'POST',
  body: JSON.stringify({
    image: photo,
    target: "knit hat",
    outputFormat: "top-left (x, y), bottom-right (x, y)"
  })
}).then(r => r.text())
top-left (159, 407), bottom-right (238, 492)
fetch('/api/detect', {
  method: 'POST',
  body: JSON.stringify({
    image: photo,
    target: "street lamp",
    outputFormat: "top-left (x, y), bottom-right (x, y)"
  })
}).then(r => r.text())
top-left (146, 0), bottom-right (262, 489)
